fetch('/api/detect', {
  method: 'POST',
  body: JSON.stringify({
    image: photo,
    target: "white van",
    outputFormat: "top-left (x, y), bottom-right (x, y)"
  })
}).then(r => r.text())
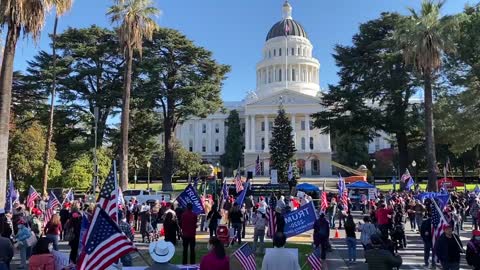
top-left (123, 189), bottom-right (172, 205)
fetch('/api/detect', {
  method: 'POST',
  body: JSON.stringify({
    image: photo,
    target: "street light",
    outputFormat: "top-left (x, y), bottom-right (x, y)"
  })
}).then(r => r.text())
top-left (133, 157), bottom-right (139, 189)
top-left (147, 161), bottom-right (151, 191)
top-left (412, 160), bottom-right (417, 183)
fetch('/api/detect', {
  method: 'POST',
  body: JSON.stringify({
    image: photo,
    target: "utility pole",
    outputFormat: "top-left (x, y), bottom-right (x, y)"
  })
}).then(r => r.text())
top-left (147, 161), bottom-right (151, 190)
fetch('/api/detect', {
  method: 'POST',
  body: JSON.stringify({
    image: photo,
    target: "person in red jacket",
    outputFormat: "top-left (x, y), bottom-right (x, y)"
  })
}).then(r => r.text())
top-left (375, 202), bottom-right (393, 240)
top-left (29, 238), bottom-right (55, 270)
top-left (181, 203), bottom-right (198, 265)
top-left (200, 237), bottom-right (230, 270)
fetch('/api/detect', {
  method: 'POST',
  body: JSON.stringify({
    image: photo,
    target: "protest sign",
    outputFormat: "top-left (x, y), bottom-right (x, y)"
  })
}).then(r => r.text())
top-left (283, 202), bottom-right (316, 238)
top-left (368, 188), bottom-right (376, 200)
top-left (270, 170), bottom-right (278, 184)
top-left (176, 185), bottom-right (205, 214)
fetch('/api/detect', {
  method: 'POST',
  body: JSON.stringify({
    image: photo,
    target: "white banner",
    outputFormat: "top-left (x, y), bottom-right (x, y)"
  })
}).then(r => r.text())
top-left (270, 170), bottom-right (278, 184)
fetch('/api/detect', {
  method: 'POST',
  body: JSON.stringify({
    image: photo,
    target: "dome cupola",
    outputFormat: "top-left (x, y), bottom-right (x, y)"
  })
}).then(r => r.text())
top-left (266, 1), bottom-right (307, 41)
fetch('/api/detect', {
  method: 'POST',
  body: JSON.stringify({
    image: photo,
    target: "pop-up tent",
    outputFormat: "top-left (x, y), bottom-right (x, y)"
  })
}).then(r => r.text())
top-left (437, 178), bottom-right (465, 189)
top-left (296, 183), bottom-right (320, 192)
top-left (346, 181), bottom-right (375, 189)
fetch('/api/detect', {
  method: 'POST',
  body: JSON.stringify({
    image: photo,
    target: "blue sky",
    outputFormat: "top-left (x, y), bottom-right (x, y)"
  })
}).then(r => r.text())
top-left (11, 0), bottom-right (472, 102)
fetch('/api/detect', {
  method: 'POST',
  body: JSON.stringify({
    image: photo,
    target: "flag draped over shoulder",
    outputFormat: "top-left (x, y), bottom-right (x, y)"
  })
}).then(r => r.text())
top-left (98, 162), bottom-right (119, 221)
top-left (77, 206), bottom-right (137, 270)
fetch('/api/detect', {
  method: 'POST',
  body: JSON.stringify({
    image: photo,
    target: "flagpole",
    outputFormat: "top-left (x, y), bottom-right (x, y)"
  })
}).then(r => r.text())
top-left (8, 169), bottom-right (12, 211)
top-left (285, 20), bottom-right (288, 89)
top-left (431, 198), bottom-right (464, 252)
top-left (113, 160), bottom-right (119, 223)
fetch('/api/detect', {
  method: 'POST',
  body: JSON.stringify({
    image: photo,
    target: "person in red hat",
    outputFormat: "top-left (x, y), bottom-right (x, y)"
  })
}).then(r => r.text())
top-left (467, 230), bottom-right (480, 270)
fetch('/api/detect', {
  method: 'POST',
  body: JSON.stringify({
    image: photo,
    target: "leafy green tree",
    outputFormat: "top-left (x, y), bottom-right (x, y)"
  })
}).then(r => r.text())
top-left (139, 28), bottom-right (230, 191)
top-left (269, 106), bottom-right (296, 182)
top-left (395, 0), bottom-right (458, 191)
top-left (62, 148), bottom-right (112, 190)
top-left (333, 132), bottom-right (370, 168)
top-left (221, 110), bottom-right (243, 173)
top-left (312, 13), bottom-right (421, 174)
top-left (8, 122), bottom-right (62, 190)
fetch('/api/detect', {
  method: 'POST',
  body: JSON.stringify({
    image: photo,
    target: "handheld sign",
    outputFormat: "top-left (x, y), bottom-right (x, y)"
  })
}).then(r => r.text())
top-left (283, 202), bottom-right (316, 238)
top-left (176, 185), bottom-right (205, 214)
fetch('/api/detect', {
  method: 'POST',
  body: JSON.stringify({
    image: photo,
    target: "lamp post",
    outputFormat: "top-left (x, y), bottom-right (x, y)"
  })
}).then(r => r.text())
top-left (147, 161), bottom-right (151, 191)
top-left (412, 160), bottom-right (417, 183)
top-left (133, 157), bottom-right (138, 189)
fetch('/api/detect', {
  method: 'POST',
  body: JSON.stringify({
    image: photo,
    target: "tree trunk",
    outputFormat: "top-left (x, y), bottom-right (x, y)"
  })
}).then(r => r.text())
top-left (120, 47), bottom-right (133, 191)
top-left (396, 131), bottom-right (409, 189)
top-left (424, 70), bottom-right (438, 191)
top-left (0, 26), bottom-right (19, 207)
top-left (162, 99), bottom-right (175, 191)
top-left (42, 16), bottom-right (59, 197)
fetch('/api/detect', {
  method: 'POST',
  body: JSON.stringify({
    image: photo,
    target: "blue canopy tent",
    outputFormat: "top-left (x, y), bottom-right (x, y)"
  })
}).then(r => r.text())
top-left (346, 181), bottom-right (375, 189)
top-left (296, 183), bottom-right (320, 192)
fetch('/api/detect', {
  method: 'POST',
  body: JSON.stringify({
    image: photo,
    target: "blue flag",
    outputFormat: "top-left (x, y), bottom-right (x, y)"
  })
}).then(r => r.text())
top-left (5, 178), bottom-right (15, 212)
top-left (474, 185), bottom-right (480, 195)
top-left (405, 177), bottom-right (414, 190)
top-left (235, 181), bottom-right (249, 206)
top-left (193, 177), bottom-right (199, 191)
top-left (176, 185), bottom-right (205, 214)
top-left (436, 194), bottom-right (450, 210)
top-left (283, 202), bottom-right (316, 238)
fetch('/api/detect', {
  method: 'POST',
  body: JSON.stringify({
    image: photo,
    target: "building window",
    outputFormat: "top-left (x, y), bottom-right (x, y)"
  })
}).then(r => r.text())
top-left (301, 120), bottom-right (305, 130)
top-left (279, 48), bottom-right (282, 56)
top-left (261, 121), bottom-right (265, 131)
top-left (291, 48), bottom-right (294, 56)
top-left (215, 123), bottom-right (219, 133)
top-left (292, 68), bottom-right (296, 81)
top-left (189, 124), bottom-right (193, 133)
top-left (298, 47), bottom-right (301, 55)
top-left (202, 139), bottom-right (206, 152)
top-left (202, 124), bottom-right (206, 133)
top-left (274, 49), bottom-right (276, 56)
top-left (189, 139), bottom-right (193, 152)
top-left (278, 69), bottom-right (282, 81)
top-left (269, 121), bottom-right (273, 130)
top-left (215, 139), bottom-right (219, 152)
top-left (309, 137), bottom-right (314, 150)
top-left (301, 137), bottom-right (306, 150)
top-left (309, 121), bottom-right (314, 130)
top-left (312, 159), bottom-right (320, 175)
top-left (261, 137), bottom-right (265, 150)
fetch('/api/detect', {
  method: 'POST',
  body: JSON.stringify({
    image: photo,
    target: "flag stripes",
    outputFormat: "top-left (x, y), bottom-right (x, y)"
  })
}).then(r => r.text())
top-left (232, 243), bottom-right (256, 270)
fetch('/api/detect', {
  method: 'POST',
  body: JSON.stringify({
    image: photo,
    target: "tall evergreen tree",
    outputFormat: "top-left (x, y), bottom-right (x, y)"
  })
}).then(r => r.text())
top-left (221, 110), bottom-right (243, 174)
top-left (269, 106), bottom-right (296, 182)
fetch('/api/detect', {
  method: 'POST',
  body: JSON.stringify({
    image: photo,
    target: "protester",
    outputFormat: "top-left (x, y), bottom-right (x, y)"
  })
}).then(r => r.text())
top-left (435, 224), bottom-right (463, 270)
top-left (313, 213), bottom-right (330, 260)
top-left (118, 211), bottom-right (135, 266)
top-left (199, 237), bottom-right (230, 270)
top-left (30, 209), bottom-right (43, 239)
top-left (28, 238), bottom-right (54, 270)
top-left (65, 212), bottom-right (82, 263)
top-left (471, 199), bottom-right (480, 230)
top-left (245, 195), bottom-right (254, 224)
top-left (163, 212), bottom-right (179, 246)
top-left (359, 216), bottom-right (377, 250)
top-left (207, 204), bottom-right (222, 238)
top-left (59, 203), bottom-right (70, 240)
top-left (15, 219), bottom-right (31, 269)
top-left (252, 207), bottom-right (267, 254)
top-left (0, 209), bottom-right (13, 240)
top-left (261, 232), bottom-right (301, 270)
top-left (344, 214), bottom-right (357, 263)
top-left (327, 199), bottom-right (337, 229)
top-left (275, 207), bottom-right (285, 233)
top-left (181, 203), bottom-right (197, 265)
top-left (375, 202), bottom-right (393, 240)
top-left (44, 214), bottom-right (62, 251)
top-left (466, 230), bottom-right (480, 270)
top-left (420, 215), bottom-right (434, 267)
top-left (146, 240), bottom-right (180, 270)
top-left (0, 229), bottom-right (13, 270)
top-left (228, 203), bottom-right (243, 245)
top-left (364, 234), bottom-right (402, 270)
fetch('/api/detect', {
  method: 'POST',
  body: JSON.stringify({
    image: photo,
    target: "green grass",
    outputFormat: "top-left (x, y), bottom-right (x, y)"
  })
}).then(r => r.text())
top-left (375, 183), bottom-right (478, 192)
top-left (128, 183), bottom-right (188, 192)
top-left (134, 242), bottom-right (313, 268)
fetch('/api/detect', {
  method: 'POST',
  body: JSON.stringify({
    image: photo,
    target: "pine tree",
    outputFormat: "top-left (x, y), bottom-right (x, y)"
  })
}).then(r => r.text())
top-left (269, 106), bottom-right (296, 182)
top-left (221, 110), bottom-right (243, 174)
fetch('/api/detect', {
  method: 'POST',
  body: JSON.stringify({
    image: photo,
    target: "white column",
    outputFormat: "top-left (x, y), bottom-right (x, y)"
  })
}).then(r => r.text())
top-left (207, 121), bottom-right (212, 154)
top-left (305, 114), bottom-right (311, 152)
top-left (195, 121), bottom-right (201, 152)
top-left (264, 115), bottom-right (269, 152)
top-left (291, 114), bottom-right (296, 149)
top-left (251, 115), bottom-right (256, 151)
top-left (245, 116), bottom-right (250, 151)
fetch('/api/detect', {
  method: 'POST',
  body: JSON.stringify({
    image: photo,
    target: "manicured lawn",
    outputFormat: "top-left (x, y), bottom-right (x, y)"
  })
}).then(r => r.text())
top-left (375, 183), bottom-right (478, 192)
top-left (134, 241), bottom-right (313, 268)
top-left (128, 182), bottom-right (188, 192)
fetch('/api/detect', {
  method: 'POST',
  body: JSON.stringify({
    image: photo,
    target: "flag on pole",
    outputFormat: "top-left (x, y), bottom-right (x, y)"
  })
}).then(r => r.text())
top-left (234, 166), bottom-right (244, 193)
top-left (405, 177), bottom-right (414, 190)
top-left (474, 185), bottom-right (480, 195)
top-left (77, 206), bottom-right (137, 270)
top-left (26, 186), bottom-right (40, 209)
top-left (284, 20), bottom-right (290, 35)
top-left (4, 173), bottom-right (15, 212)
top-left (287, 162), bottom-right (293, 181)
top-left (65, 189), bottom-right (74, 202)
top-left (44, 191), bottom-right (60, 225)
top-left (431, 200), bottom-right (447, 257)
top-left (320, 191), bottom-right (328, 212)
top-left (98, 161), bottom-right (119, 221)
top-left (78, 212), bottom-right (91, 257)
top-left (232, 243), bottom-right (256, 270)
top-left (338, 174), bottom-right (348, 211)
top-left (401, 169), bottom-right (411, 183)
top-left (235, 181), bottom-right (249, 206)
top-left (255, 155), bottom-right (261, 176)
top-left (307, 249), bottom-right (323, 270)
top-left (267, 194), bottom-right (277, 239)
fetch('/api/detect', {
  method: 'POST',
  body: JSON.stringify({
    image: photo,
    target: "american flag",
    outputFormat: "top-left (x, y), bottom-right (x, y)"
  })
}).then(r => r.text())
top-left (287, 162), bottom-right (293, 181)
top-left (307, 249), bottom-right (323, 270)
top-left (401, 169), bottom-right (411, 183)
top-left (284, 20), bottom-right (290, 35)
top-left (255, 155), bottom-right (261, 176)
top-left (232, 243), bottom-right (256, 270)
top-left (26, 186), bottom-right (40, 209)
top-left (234, 172), bottom-right (244, 193)
top-left (267, 195), bottom-right (277, 238)
top-left (77, 206), bottom-right (137, 270)
top-left (98, 162), bottom-right (119, 221)
top-left (44, 191), bottom-right (60, 225)
top-left (65, 188), bottom-right (74, 202)
top-left (338, 175), bottom-right (348, 211)
top-left (320, 191), bottom-right (328, 212)
top-left (431, 200), bottom-right (447, 257)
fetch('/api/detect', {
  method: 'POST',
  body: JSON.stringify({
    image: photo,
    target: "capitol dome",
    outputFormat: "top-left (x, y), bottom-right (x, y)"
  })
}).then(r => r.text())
top-left (266, 1), bottom-right (307, 41)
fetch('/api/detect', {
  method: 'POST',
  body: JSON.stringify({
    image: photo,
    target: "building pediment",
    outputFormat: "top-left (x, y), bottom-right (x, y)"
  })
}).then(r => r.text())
top-left (247, 89), bottom-right (321, 106)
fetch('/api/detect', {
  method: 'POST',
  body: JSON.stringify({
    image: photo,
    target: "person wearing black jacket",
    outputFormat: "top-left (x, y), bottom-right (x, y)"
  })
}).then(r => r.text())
top-left (207, 204), bottom-right (222, 238)
top-left (434, 224), bottom-right (463, 270)
top-left (420, 215), bottom-right (434, 267)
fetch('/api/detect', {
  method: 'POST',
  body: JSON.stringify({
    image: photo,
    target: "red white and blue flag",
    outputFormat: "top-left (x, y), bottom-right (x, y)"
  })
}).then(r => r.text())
top-left (307, 249), bottom-right (323, 270)
top-left (234, 167), bottom-right (244, 193)
top-left (255, 155), bottom-right (261, 176)
top-left (401, 169), bottom-right (411, 183)
top-left (233, 243), bottom-right (256, 270)
top-left (338, 174), bottom-right (348, 211)
top-left (45, 191), bottom-right (60, 225)
top-left (98, 161), bottom-right (119, 221)
top-left (431, 200), bottom-right (447, 257)
top-left (77, 206), bottom-right (137, 270)
top-left (26, 186), bottom-right (40, 209)
top-left (267, 195), bottom-right (277, 238)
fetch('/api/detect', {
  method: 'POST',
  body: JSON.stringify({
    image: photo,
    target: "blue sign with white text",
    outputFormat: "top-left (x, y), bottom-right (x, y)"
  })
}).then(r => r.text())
top-left (283, 202), bottom-right (316, 238)
top-left (176, 185), bottom-right (205, 214)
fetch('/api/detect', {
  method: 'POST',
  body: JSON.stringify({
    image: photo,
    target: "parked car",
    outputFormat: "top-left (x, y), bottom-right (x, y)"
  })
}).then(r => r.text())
top-left (123, 189), bottom-right (172, 204)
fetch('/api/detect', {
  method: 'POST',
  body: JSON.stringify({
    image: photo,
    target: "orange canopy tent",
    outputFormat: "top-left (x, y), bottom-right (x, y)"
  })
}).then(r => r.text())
top-left (437, 178), bottom-right (465, 189)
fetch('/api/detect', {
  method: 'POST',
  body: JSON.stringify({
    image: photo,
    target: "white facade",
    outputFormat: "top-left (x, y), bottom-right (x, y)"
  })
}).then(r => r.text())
top-left (175, 2), bottom-right (332, 177)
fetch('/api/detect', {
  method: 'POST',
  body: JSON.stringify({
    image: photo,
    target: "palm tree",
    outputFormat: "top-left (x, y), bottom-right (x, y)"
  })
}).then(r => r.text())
top-left (42, 0), bottom-right (74, 196)
top-left (108, 0), bottom-right (158, 190)
top-left (0, 0), bottom-right (48, 206)
top-left (396, 0), bottom-right (457, 191)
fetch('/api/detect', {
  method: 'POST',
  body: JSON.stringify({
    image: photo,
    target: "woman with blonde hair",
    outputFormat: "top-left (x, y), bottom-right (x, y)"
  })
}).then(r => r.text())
top-left (44, 214), bottom-right (62, 251)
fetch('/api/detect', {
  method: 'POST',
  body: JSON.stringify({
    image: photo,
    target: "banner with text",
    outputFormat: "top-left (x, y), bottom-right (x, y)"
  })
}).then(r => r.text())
top-left (283, 202), bottom-right (316, 238)
top-left (176, 185), bottom-right (205, 214)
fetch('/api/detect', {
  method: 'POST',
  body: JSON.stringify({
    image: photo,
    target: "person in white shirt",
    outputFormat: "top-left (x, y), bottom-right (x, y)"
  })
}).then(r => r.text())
top-left (261, 232), bottom-right (301, 270)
